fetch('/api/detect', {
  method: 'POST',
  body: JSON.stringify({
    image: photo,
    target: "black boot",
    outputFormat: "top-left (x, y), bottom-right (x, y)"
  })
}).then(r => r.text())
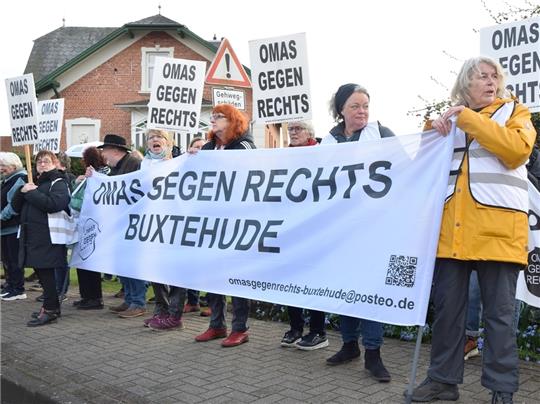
top-left (27, 309), bottom-right (58, 327)
top-left (364, 348), bottom-right (391, 382)
top-left (77, 298), bottom-right (104, 310)
top-left (326, 341), bottom-right (360, 365)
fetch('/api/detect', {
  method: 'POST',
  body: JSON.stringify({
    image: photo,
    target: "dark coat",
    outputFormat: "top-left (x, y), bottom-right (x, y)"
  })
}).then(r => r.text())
top-left (202, 131), bottom-right (256, 150)
top-left (12, 169), bottom-right (71, 269)
top-left (109, 152), bottom-right (142, 176)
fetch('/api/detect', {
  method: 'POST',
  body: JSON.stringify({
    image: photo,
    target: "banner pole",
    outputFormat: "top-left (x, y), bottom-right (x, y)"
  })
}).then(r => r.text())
top-left (24, 144), bottom-right (34, 183)
top-left (404, 325), bottom-right (424, 404)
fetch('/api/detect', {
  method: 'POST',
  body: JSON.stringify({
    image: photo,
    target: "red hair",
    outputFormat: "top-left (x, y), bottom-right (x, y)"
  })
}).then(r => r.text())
top-left (207, 104), bottom-right (248, 146)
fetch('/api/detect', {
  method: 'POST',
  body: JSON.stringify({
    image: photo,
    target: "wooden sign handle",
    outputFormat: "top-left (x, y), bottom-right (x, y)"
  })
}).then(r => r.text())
top-left (24, 144), bottom-right (33, 183)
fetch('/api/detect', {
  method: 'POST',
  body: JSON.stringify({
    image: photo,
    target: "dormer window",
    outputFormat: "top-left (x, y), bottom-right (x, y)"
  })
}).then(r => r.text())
top-left (141, 46), bottom-right (174, 92)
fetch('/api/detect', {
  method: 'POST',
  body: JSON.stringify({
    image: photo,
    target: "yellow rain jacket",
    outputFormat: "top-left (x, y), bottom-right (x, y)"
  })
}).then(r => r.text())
top-left (437, 98), bottom-right (537, 265)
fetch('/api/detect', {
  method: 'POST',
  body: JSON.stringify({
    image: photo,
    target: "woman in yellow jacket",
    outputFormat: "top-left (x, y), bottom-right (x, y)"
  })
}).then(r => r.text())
top-left (410, 56), bottom-right (536, 404)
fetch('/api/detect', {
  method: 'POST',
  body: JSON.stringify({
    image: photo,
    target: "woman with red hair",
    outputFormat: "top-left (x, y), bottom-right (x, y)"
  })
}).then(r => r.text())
top-left (191, 104), bottom-right (255, 347)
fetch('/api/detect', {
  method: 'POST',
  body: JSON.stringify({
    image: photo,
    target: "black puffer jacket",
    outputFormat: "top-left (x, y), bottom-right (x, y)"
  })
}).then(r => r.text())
top-left (12, 169), bottom-right (71, 268)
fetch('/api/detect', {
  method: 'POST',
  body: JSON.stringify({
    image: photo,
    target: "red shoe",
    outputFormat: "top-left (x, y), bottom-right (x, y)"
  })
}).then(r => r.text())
top-left (183, 304), bottom-right (200, 313)
top-left (221, 331), bottom-right (249, 347)
top-left (195, 327), bottom-right (227, 342)
top-left (200, 308), bottom-right (211, 317)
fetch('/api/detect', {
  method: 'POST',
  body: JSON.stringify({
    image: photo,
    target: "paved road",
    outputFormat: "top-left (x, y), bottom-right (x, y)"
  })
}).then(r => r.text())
top-left (1, 290), bottom-right (539, 403)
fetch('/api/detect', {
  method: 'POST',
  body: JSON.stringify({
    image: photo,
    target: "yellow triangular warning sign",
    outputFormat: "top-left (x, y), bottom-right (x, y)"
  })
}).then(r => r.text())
top-left (206, 38), bottom-right (251, 88)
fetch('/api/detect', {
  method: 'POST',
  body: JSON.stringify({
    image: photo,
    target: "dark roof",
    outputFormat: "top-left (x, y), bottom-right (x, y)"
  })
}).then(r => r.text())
top-left (25, 14), bottom-right (220, 93)
top-left (24, 27), bottom-right (116, 82)
top-left (126, 14), bottom-right (183, 26)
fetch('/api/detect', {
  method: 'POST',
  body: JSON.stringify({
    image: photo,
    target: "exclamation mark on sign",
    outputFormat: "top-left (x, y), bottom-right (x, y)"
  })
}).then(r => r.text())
top-left (225, 53), bottom-right (231, 78)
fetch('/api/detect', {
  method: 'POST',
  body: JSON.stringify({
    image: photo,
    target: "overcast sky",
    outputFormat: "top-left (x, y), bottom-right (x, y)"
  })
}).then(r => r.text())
top-left (1, 0), bottom-right (517, 139)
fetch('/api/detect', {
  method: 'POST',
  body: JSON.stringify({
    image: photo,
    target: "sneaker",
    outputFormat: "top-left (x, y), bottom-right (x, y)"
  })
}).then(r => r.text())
top-left (109, 302), bottom-right (129, 313)
top-left (364, 348), bottom-right (391, 382)
top-left (35, 294), bottom-right (44, 302)
top-left (1, 291), bottom-right (27, 301)
top-left (326, 341), bottom-right (361, 365)
top-left (296, 332), bottom-right (329, 351)
top-left (143, 313), bottom-right (167, 327)
top-left (183, 304), bottom-right (200, 313)
top-left (148, 315), bottom-right (183, 331)
top-left (464, 336), bottom-right (479, 360)
top-left (0, 288), bottom-right (12, 297)
top-left (118, 307), bottom-right (146, 318)
top-left (28, 283), bottom-right (43, 292)
top-left (27, 309), bottom-right (58, 327)
top-left (491, 391), bottom-right (513, 404)
top-left (221, 331), bottom-right (249, 347)
top-left (406, 377), bottom-right (459, 402)
top-left (281, 329), bottom-right (303, 347)
top-left (195, 327), bottom-right (227, 342)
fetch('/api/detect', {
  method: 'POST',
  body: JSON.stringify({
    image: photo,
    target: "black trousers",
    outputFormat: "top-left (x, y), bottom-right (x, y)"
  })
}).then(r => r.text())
top-left (288, 306), bottom-right (326, 334)
top-left (76, 268), bottom-right (102, 300)
top-left (34, 268), bottom-right (59, 311)
top-left (1, 233), bottom-right (24, 292)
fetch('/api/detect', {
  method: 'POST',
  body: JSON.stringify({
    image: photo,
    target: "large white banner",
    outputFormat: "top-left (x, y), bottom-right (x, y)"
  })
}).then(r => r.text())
top-left (71, 131), bottom-right (453, 326)
top-left (249, 32), bottom-right (312, 124)
top-left (517, 181), bottom-right (540, 308)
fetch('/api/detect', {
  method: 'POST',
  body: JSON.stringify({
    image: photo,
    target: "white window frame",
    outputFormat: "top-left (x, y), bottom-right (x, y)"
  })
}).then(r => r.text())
top-left (140, 46), bottom-right (174, 93)
top-left (65, 117), bottom-right (101, 148)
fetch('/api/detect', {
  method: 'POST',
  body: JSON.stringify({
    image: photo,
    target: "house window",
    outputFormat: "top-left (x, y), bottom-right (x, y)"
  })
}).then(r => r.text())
top-left (141, 47), bottom-right (174, 92)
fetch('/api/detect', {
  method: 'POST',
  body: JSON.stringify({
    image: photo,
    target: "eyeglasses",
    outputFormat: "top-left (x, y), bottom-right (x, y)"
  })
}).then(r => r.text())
top-left (210, 113), bottom-right (227, 121)
top-left (36, 159), bottom-right (53, 165)
top-left (288, 126), bottom-right (305, 133)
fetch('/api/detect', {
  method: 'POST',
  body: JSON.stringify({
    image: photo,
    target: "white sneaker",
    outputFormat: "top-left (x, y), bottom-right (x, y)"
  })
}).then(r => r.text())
top-left (1, 291), bottom-right (27, 301)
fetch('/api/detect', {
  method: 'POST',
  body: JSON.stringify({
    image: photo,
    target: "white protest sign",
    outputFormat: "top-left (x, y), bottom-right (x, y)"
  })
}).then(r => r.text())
top-left (517, 180), bottom-right (540, 308)
top-left (4, 73), bottom-right (39, 146)
top-left (249, 32), bottom-right (312, 124)
top-left (33, 98), bottom-right (64, 154)
top-left (71, 130), bottom-right (454, 326)
top-left (212, 88), bottom-right (245, 110)
top-left (480, 18), bottom-right (540, 112)
top-left (147, 57), bottom-right (206, 132)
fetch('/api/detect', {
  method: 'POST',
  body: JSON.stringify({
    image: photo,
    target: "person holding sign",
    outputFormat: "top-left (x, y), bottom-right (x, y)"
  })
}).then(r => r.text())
top-left (12, 150), bottom-right (71, 326)
top-left (192, 104), bottom-right (255, 347)
top-left (280, 121), bottom-right (328, 350)
top-left (0, 152), bottom-right (28, 301)
top-left (409, 57), bottom-right (537, 403)
top-left (322, 83), bottom-right (394, 383)
top-left (140, 129), bottom-right (187, 331)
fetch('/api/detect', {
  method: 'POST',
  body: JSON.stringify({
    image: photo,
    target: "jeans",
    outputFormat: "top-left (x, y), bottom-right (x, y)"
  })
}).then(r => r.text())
top-left (1, 233), bottom-right (24, 293)
top-left (466, 271), bottom-right (481, 337)
top-left (339, 315), bottom-right (384, 350)
top-left (120, 277), bottom-right (147, 308)
top-left (208, 293), bottom-right (249, 332)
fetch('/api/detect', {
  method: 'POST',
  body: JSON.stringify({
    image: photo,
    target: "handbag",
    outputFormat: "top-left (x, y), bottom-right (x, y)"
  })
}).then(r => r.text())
top-left (47, 178), bottom-right (79, 245)
top-left (48, 209), bottom-right (78, 245)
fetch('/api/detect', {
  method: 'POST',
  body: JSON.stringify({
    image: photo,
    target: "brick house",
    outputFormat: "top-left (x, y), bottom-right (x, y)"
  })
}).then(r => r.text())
top-left (1, 14), bottom-right (266, 153)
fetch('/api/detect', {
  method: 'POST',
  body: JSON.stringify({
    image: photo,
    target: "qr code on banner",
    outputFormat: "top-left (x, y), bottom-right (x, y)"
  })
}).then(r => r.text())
top-left (385, 255), bottom-right (417, 288)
